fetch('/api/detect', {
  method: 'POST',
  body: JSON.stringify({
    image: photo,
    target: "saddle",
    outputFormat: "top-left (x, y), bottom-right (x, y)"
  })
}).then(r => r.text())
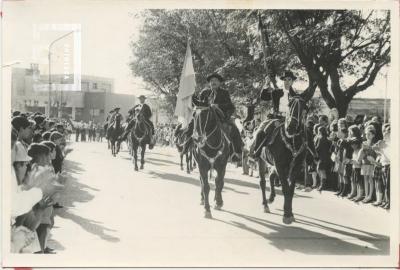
top-left (253, 118), bottom-right (284, 164)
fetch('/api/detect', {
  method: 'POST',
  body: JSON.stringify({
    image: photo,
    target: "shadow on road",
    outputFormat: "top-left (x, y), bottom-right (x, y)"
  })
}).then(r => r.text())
top-left (53, 159), bottom-right (120, 246)
top-left (215, 209), bottom-right (389, 255)
top-left (148, 171), bottom-right (249, 195)
top-left (146, 157), bottom-right (181, 166)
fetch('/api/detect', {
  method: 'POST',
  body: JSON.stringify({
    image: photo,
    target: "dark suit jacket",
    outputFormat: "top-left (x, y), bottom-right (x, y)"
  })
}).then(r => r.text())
top-left (134, 103), bottom-right (152, 120)
top-left (192, 87), bottom-right (235, 119)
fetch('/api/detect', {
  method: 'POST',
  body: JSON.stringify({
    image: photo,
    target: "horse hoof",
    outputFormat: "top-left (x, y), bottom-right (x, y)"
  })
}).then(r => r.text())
top-left (134, 167), bottom-right (138, 171)
top-left (268, 196), bottom-right (275, 204)
top-left (204, 211), bottom-right (212, 219)
top-left (200, 200), bottom-right (205, 205)
top-left (283, 216), bottom-right (295, 225)
top-left (283, 216), bottom-right (292, 225)
top-left (186, 170), bottom-right (190, 174)
top-left (264, 205), bottom-right (270, 213)
top-left (180, 167), bottom-right (184, 171)
top-left (214, 204), bottom-right (223, 210)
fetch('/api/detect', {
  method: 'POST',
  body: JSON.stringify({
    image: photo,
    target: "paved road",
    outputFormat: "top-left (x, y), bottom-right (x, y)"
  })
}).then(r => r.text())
top-left (48, 141), bottom-right (390, 267)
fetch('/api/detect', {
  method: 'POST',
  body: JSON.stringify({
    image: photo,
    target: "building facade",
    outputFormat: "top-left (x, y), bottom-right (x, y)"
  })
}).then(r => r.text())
top-left (11, 64), bottom-right (135, 123)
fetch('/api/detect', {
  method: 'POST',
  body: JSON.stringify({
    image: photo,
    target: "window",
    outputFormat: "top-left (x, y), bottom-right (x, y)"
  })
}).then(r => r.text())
top-left (93, 83), bottom-right (98, 89)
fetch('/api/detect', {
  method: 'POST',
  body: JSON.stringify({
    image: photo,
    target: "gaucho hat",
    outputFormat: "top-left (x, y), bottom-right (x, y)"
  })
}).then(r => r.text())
top-left (206, 73), bottom-right (224, 82)
top-left (280, 70), bottom-right (297, 81)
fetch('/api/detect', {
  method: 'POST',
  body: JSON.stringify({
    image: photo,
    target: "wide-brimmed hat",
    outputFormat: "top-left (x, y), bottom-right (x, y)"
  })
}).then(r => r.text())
top-left (348, 136), bottom-right (362, 145)
top-left (50, 131), bottom-right (63, 142)
top-left (42, 131), bottom-right (51, 141)
top-left (138, 95), bottom-right (146, 100)
top-left (41, 141), bottom-right (56, 151)
top-left (12, 116), bottom-right (31, 131)
top-left (33, 115), bottom-right (46, 125)
top-left (27, 143), bottom-right (50, 158)
top-left (206, 73), bottom-right (224, 82)
top-left (114, 107), bottom-right (121, 111)
top-left (280, 70), bottom-right (297, 81)
top-left (12, 111), bottom-right (21, 117)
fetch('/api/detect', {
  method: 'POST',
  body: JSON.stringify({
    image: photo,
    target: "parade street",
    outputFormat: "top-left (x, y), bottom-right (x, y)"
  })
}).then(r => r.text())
top-left (46, 141), bottom-right (390, 267)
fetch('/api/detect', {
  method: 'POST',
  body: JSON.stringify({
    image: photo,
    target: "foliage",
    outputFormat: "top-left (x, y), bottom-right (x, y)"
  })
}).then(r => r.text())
top-left (130, 9), bottom-right (390, 117)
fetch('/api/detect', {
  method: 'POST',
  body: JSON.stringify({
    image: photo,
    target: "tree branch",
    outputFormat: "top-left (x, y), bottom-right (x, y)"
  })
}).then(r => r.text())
top-left (205, 10), bottom-right (235, 57)
top-left (345, 46), bottom-right (389, 100)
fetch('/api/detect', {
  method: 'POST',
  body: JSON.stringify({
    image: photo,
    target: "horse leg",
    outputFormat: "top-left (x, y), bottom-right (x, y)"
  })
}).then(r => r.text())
top-left (258, 159), bottom-right (269, 213)
top-left (186, 153), bottom-right (190, 174)
top-left (275, 164), bottom-right (294, 224)
top-left (199, 168), bottom-right (211, 218)
top-left (268, 169), bottom-right (277, 203)
top-left (214, 167), bottom-right (226, 210)
top-left (189, 150), bottom-right (193, 172)
top-left (140, 144), bottom-right (146, 170)
top-left (133, 145), bottom-right (139, 171)
top-left (180, 152), bottom-right (184, 171)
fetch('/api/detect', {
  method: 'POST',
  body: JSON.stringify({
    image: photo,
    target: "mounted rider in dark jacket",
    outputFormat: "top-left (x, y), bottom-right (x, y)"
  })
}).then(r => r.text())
top-left (192, 73), bottom-right (242, 161)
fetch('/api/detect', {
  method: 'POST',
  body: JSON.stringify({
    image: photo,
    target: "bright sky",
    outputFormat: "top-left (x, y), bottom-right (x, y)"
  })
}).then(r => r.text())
top-left (2, 0), bottom-right (392, 99)
top-left (2, 0), bottom-right (149, 96)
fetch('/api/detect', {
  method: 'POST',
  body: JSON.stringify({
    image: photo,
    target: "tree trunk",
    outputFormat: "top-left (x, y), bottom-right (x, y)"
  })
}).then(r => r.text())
top-left (335, 99), bottom-right (349, 118)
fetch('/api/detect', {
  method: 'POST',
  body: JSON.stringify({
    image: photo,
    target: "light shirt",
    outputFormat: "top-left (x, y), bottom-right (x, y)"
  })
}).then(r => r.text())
top-left (11, 166), bottom-right (42, 218)
top-left (281, 89), bottom-right (289, 115)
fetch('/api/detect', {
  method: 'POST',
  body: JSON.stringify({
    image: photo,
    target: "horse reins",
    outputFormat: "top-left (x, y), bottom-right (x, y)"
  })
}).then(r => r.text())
top-left (193, 107), bottom-right (228, 178)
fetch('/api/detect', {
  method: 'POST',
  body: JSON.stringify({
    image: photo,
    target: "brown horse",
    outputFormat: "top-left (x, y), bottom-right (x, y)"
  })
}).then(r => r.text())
top-left (129, 110), bottom-right (151, 171)
top-left (175, 126), bottom-right (196, 174)
top-left (256, 96), bottom-right (312, 224)
top-left (107, 115), bottom-right (123, 157)
top-left (192, 106), bottom-right (230, 218)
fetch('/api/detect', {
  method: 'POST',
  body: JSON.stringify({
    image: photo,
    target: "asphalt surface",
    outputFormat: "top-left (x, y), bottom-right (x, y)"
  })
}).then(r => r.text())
top-left (46, 141), bottom-right (391, 267)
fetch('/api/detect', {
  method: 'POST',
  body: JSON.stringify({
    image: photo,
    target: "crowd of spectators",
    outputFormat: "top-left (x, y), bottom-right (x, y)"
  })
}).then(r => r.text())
top-left (11, 110), bottom-right (72, 253)
top-left (242, 109), bottom-right (390, 210)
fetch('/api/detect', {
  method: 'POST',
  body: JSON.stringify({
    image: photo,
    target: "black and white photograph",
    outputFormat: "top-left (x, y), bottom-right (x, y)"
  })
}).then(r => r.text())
top-left (1, 0), bottom-right (399, 267)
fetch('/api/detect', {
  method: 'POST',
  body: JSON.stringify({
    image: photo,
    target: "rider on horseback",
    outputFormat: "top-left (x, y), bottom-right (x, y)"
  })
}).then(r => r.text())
top-left (192, 73), bottom-right (242, 162)
top-left (109, 107), bottom-right (123, 127)
top-left (133, 95), bottom-right (155, 148)
top-left (118, 96), bottom-right (155, 149)
top-left (253, 70), bottom-right (317, 159)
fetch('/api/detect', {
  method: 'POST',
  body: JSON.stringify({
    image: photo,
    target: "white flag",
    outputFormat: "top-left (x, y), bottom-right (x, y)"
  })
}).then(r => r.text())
top-left (174, 41), bottom-right (196, 129)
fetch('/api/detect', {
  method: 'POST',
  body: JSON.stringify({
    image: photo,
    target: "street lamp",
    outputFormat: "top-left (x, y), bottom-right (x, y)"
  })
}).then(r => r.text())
top-left (2, 61), bottom-right (21, 68)
top-left (48, 31), bottom-right (74, 117)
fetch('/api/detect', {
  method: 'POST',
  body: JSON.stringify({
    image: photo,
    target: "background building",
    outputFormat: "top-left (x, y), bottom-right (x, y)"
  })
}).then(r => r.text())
top-left (11, 64), bottom-right (136, 123)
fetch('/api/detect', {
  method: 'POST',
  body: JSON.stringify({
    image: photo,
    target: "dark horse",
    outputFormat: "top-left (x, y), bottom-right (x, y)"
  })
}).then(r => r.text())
top-left (192, 106), bottom-right (230, 218)
top-left (175, 123), bottom-right (196, 174)
top-left (256, 96), bottom-right (312, 224)
top-left (129, 110), bottom-right (151, 171)
top-left (107, 115), bottom-right (123, 157)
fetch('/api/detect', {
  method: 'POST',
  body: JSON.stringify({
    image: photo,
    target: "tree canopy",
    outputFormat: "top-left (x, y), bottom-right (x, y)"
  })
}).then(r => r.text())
top-left (130, 9), bottom-right (390, 117)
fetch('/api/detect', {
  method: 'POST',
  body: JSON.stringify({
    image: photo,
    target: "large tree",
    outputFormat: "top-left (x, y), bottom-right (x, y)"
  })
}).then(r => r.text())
top-left (130, 10), bottom-right (390, 117)
top-left (270, 10), bottom-right (390, 116)
top-left (129, 9), bottom-right (270, 111)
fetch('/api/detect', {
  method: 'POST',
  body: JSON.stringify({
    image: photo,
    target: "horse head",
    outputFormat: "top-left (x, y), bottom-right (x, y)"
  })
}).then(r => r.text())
top-left (193, 105), bottom-right (220, 148)
top-left (285, 96), bottom-right (308, 138)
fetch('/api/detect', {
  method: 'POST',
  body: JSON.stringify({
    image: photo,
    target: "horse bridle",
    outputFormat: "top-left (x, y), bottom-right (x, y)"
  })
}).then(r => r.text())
top-left (193, 106), bottom-right (228, 173)
top-left (132, 114), bottom-right (148, 141)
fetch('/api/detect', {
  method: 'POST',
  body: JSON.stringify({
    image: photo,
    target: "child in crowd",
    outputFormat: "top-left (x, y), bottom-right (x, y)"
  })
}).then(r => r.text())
top-left (372, 123), bottom-right (390, 209)
top-left (346, 125), bottom-right (362, 200)
top-left (358, 125), bottom-right (378, 203)
top-left (311, 124), bottom-right (321, 189)
top-left (24, 143), bottom-right (59, 254)
top-left (333, 128), bottom-right (348, 196)
top-left (315, 126), bottom-right (332, 191)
